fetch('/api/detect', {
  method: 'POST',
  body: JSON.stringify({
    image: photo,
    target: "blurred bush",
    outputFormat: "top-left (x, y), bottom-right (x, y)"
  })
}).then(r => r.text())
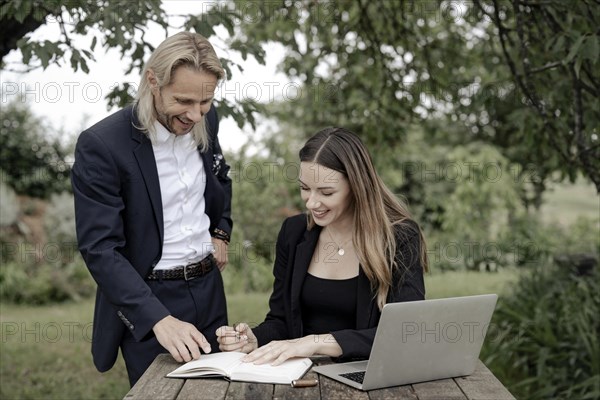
top-left (0, 257), bottom-right (95, 304)
top-left (496, 214), bottom-right (556, 268)
top-left (0, 101), bottom-right (71, 198)
top-left (222, 255), bottom-right (273, 294)
top-left (0, 191), bottom-right (95, 304)
top-left (553, 216), bottom-right (600, 256)
top-left (0, 177), bottom-right (19, 227)
top-left (481, 261), bottom-right (599, 399)
top-left (222, 227), bottom-right (275, 294)
top-left (44, 191), bottom-right (77, 254)
top-left (0, 177), bottom-right (23, 269)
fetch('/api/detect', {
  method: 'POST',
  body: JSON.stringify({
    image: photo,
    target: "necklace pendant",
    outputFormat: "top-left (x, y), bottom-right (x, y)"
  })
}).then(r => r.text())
top-left (338, 248), bottom-right (345, 256)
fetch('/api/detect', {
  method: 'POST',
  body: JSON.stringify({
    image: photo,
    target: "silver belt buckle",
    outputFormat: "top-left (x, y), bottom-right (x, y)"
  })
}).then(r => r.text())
top-left (183, 264), bottom-right (193, 281)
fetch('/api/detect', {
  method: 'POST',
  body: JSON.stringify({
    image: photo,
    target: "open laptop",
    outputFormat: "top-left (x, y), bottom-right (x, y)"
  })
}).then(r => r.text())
top-left (312, 294), bottom-right (498, 391)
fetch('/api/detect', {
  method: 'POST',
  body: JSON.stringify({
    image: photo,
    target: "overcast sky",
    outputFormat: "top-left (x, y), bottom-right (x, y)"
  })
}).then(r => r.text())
top-left (0, 1), bottom-right (292, 153)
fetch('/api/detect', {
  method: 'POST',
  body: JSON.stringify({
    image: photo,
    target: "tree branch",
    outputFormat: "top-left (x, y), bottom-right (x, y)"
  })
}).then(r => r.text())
top-left (57, 13), bottom-right (72, 48)
top-left (491, 0), bottom-right (572, 163)
top-left (579, 64), bottom-right (600, 97)
top-left (571, 64), bottom-right (600, 190)
top-left (527, 61), bottom-right (562, 74)
top-left (0, 2), bottom-right (62, 62)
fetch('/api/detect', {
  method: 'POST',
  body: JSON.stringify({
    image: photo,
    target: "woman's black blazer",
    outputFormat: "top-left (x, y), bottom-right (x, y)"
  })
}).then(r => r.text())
top-left (252, 214), bottom-right (426, 360)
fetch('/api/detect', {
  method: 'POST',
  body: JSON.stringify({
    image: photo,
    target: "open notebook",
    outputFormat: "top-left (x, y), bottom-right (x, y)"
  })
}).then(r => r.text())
top-left (166, 351), bottom-right (312, 385)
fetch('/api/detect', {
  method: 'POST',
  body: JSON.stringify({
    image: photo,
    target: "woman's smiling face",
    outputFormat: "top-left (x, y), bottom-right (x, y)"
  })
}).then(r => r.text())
top-left (299, 162), bottom-right (353, 227)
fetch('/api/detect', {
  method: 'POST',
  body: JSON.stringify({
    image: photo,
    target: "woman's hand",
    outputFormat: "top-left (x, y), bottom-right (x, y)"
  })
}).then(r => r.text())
top-left (241, 335), bottom-right (321, 366)
top-left (216, 323), bottom-right (258, 353)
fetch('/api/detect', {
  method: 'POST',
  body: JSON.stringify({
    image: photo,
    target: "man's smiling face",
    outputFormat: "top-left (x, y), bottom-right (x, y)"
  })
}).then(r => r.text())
top-left (149, 66), bottom-right (217, 135)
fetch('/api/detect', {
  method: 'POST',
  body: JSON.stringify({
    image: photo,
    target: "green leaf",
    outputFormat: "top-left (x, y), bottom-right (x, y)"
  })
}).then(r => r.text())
top-left (90, 36), bottom-right (97, 52)
top-left (80, 58), bottom-right (89, 74)
top-left (581, 35), bottom-right (599, 63)
top-left (70, 50), bottom-right (81, 72)
top-left (574, 57), bottom-right (582, 78)
top-left (220, 57), bottom-right (233, 80)
top-left (13, 0), bottom-right (32, 23)
top-left (552, 35), bottom-right (565, 54)
top-left (38, 49), bottom-right (51, 69)
top-left (564, 34), bottom-right (587, 65)
top-left (221, 18), bottom-right (235, 37)
top-left (18, 37), bottom-right (32, 65)
top-left (81, 49), bottom-right (93, 60)
top-left (0, 3), bottom-right (12, 20)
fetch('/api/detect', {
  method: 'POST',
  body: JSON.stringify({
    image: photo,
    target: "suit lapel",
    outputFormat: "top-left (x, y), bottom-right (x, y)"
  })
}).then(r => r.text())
top-left (131, 127), bottom-right (164, 245)
top-left (290, 227), bottom-right (320, 336)
top-left (200, 146), bottom-right (211, 171)
top-left (199, 148), bottom-right (214, 193)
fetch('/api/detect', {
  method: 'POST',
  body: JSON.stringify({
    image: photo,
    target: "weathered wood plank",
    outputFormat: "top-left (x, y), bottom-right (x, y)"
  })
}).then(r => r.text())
top-left (225, 381), bottom-right (273, 400)
top-left (126, 355), bottom-right (516, 400)
top-left (273, 370), bottom-right (320, 400)
top-left (454, 361), bottom-right (515, 400)
top-left (368, 385), bottom-right (418, 400)
top-left (176, 378), bottom-right (229, 400)
top-left (319, 375), bottom-right (370, 400)
top-left (412, 378), bottom-right (466, 400)
top-left (123, 354), bottom-right (184, 400)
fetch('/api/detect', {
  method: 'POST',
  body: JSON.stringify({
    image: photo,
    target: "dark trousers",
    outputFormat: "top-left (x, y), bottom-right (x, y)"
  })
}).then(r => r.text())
top-left (120, 266), bottom-right (227, 387)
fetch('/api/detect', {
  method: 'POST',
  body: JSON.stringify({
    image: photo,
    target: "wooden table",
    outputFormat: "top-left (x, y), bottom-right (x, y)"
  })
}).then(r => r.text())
top-left (124, 354), bottom-right (515, 400)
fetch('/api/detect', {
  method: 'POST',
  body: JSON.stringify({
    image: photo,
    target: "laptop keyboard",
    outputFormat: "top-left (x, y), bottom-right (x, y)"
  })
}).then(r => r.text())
top-left (340, 371), bottom-right (366, 384)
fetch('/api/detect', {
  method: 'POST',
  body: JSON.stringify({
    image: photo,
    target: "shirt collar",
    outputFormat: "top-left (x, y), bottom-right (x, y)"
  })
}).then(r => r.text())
top-left (153, 120), bottom-right (197, 150)
top-left (153, 120), bottom-right (172, 145)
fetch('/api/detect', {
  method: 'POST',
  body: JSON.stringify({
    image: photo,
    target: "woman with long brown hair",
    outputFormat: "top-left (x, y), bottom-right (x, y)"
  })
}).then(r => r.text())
top-left (217, 127), bottom-right (427, 364)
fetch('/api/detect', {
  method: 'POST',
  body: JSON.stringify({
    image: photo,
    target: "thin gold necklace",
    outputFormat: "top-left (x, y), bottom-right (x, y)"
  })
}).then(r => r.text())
top-left (326, 228), bottom-right (352, 256)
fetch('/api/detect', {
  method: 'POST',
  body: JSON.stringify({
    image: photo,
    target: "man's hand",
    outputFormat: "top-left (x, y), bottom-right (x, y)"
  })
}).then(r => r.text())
top-left (216, 322), bottom-right (258, 353)
top-left (153, 315), bottom-right (211, 362)
top-left (211, 238), bottom-right (228, 271)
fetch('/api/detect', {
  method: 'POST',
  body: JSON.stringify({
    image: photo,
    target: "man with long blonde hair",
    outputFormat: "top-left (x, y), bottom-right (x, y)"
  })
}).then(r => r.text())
top-left (72, 32), bottom-right (232, 386)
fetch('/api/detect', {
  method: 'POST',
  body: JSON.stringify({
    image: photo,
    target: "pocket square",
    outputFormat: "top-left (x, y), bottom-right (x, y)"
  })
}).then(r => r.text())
top-left (212, 153), bottom-right (224, 175)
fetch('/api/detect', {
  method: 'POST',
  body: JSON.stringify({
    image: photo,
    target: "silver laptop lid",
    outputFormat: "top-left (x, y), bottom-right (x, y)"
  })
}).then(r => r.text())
top-left (362, 294), bottom-right (498, 390)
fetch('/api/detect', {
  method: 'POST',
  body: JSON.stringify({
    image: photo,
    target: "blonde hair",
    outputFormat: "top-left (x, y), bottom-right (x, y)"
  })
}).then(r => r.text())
top-left (300, 128), bottom-right (428, 310)
top-left (134, 32), bottom-right (224, 150)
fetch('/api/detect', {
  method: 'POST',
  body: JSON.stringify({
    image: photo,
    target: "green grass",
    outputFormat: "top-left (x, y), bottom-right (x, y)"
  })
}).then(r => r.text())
top-left (0, 293), bottom-right (273, 400)
top-left (539, 179), bottom-right (599, 226)
top-left (226, 292), bottom-right (270, 326)
top-left (0, 300), bottom-right (129, 400)
top-left (425, 268), bottom-right (521, 299)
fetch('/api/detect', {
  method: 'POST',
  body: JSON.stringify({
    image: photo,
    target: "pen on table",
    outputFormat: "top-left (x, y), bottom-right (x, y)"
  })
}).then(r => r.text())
top-left (291, 379), bottom-right (318, 388)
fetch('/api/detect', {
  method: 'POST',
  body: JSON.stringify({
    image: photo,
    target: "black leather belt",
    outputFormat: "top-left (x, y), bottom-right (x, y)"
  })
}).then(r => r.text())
top-left (147, 254), bottom-right (215, 281)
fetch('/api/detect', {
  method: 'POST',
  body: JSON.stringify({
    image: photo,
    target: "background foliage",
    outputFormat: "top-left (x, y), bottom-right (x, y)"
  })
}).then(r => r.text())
top-left (227, 0), bottom-right (599, 193)
top-left (0, 0), bottom-right (262, 128)
top-left (481, 264), bottom-right (600, 400)
top-left (1, 1), bottom-right (599, 399)
top-left (0, 190), bottom-right (94, 304)
top-left (0, 101), bottom-right (71, 198)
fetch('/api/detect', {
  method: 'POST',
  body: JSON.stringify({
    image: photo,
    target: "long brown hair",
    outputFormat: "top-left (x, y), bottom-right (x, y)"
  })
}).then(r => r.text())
top-left (299, 127), bottom-right (428, 309)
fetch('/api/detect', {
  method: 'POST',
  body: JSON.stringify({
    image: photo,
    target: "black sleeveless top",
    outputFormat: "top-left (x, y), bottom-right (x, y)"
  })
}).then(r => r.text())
top-left (300, 273), bottom-right (358, 335)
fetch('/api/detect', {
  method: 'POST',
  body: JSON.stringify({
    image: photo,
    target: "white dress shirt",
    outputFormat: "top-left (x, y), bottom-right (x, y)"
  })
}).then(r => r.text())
top-left (151, 121), bottom-right (213, 270)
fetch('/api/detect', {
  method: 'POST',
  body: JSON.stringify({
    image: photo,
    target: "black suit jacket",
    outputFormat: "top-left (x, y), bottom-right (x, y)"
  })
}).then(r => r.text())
top-left (252, 214), bottom-right (425, 359)
top-left (71, 105), bottom-right (232, 372)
